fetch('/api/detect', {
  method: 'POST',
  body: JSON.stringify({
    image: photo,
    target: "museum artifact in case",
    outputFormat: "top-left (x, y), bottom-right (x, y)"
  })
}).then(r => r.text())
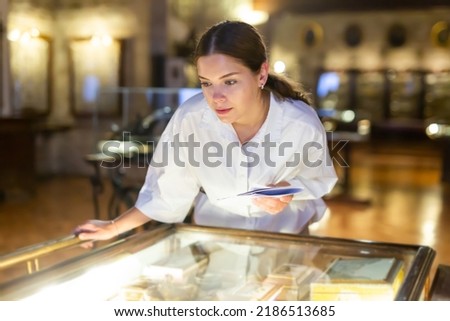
top-left (0, 224), bottom-right (435, 301)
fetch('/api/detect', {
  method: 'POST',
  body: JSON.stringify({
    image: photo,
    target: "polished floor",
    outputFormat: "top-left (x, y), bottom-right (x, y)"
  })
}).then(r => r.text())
top-left (0, 139), bottom-right (449, 283)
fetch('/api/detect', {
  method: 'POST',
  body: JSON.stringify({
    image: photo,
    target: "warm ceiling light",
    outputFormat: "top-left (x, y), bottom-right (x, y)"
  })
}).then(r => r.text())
top-left (30, 27), bottom-right (40, 37)
top-left (273, 60), bottom-right (286, 74)
top-left (91, 34), bottom-right (113, 47)
top-left (20, 32), bottom-right (32, 44)
top-left (241, 10), bottom-right (268, 25)
top-left (236, 4), bottom-right (268, 25)
top-left (7, 29), bottom-right (21, 42)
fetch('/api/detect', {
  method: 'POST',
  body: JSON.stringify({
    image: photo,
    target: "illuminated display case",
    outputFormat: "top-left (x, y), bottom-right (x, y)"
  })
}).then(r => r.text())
top-left (313, 69), bottom-right (434, 137)
top-left (0, 224), bottom-right (435, 301)
top-left (424, 71), bottom-right (450, 139)
top-left (354, 71), bottom-right (385, 123)
top-left (315, 70), bottom-right (355, 132)
top-left (314, 70), bottom-right (385, 133)
top-left (386, 70), bottom-right (424, 121)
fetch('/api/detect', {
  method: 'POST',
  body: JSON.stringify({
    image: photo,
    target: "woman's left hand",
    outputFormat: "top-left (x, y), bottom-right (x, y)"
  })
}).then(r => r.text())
top-left (251, 181), bottom-right (294, 215)
top-left (252, 195), bottom-right (293, 215)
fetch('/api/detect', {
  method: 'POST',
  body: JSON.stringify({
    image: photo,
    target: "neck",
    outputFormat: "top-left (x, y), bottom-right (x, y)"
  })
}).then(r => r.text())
top-left (233, 91), bottom-right (270, 144)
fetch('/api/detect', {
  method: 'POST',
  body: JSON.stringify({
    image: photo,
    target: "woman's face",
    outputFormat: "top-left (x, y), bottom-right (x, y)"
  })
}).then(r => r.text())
top-left (197, 54), bottom-right (268, 126)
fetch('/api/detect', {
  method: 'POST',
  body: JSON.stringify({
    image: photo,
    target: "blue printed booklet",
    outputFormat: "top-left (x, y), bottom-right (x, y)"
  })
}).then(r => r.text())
top-left (219, 186), bottom-right (303, 200)
top-left (237, 186), bottom-right (303, 197)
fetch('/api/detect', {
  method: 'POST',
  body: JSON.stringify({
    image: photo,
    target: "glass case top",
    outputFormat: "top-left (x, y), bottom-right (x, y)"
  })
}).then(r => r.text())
top-left (0, 224), bottom-right (435, 301)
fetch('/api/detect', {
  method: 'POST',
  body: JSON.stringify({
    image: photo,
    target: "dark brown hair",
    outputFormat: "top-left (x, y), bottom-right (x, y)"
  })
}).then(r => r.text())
top-left (193, 20), bottom-right (311, 104)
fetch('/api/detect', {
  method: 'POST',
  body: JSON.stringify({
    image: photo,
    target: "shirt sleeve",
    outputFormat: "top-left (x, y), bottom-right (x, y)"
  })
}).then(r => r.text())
top-left (285, 121), bottom-right (338, 201)
top-left (135, 113), bottom-right (201, 223)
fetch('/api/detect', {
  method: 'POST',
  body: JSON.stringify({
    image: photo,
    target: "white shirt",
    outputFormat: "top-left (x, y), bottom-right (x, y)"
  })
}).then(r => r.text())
top-left (135, 92), bottom-right (337, 234)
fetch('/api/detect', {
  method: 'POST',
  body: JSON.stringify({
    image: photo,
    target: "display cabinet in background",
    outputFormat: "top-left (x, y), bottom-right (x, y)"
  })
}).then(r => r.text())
top-left (0, 224), bottom-right (435, 301)
top-left (424, 70), bottom-right (450, 182)
top-left (315, 70), bottom-right (355, 132)
top-left (313, 68), bottom-right (431, 140)
top-left (354, 71), bottom-right (385, 123)
top-left (424, 70), bottom-right (450, 123)
top-left (386, 70), bottom-right (424, 122)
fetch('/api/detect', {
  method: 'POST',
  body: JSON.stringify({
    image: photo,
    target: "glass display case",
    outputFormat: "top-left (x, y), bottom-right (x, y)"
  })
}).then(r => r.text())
top-left (386, 70), bottom-right (424, 121)
top-left (315, 70), bottom-right (351, 114)
top-left (423, 71), bottom-right (450, 183)
top-left (354, 71), bottom-right (385, 123)
top-left (0, 224), bottom-right (435, 301)
top-left (315, 70), bottom-right (355, 131)
top-left (424, 71), bottom-right (450, 139)
top-left (314, 70), bottom-right (384, 133)
top-left (424, 71), bottom-right (450, 122)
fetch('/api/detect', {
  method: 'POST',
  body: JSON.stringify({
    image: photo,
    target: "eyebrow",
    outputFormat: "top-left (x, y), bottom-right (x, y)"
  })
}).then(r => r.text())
top-left (198, 72), bottom-right (240, 80)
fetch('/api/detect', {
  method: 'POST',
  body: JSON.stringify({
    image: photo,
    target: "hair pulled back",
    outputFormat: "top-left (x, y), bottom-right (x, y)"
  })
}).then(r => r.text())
top-left (193, 20), bottom-right (311, 104)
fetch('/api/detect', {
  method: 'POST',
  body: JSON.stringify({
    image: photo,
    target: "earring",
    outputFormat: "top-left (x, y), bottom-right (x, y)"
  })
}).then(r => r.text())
top-left (260, 84), bottom-right (265, 90)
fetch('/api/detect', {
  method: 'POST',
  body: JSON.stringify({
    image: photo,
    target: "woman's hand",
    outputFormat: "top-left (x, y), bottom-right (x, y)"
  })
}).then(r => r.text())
top-left (73, 207), bottom-right (151, 248)
top-left (252, 195), bottom-right (293, 214)
top-left (73, 220), bottom-right (118, 248)
top-left (251, 181), bottom-right (294, 215)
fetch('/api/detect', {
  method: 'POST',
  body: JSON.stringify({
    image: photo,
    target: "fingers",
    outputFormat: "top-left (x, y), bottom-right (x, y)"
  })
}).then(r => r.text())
top-left (279, 195), bottom-right (293, 204)
top-left (79, 240), bottom-right (94, 249)
top-left (73, 220), bottom-right (112, 241)
top-left (72, 229), bottom-right (96, 249)
top-left (252, 181), bottom-right (293, 214)
top-left (77, 229), bottom-right (111, 241)
top-left (73, 223), bottom-right (100, 237)
top-left (77, 231), bottom-right (97, 240)
top-left (252, 196), bottom-right (292, 215)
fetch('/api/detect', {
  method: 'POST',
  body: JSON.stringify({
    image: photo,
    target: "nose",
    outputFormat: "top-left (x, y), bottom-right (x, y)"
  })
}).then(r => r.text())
top-left (212, 88), bottom-right (226, 102)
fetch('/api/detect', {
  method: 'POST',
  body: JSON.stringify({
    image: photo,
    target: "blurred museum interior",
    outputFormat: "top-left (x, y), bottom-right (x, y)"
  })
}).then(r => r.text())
top-left (0, 0), bottom-right (449, 300)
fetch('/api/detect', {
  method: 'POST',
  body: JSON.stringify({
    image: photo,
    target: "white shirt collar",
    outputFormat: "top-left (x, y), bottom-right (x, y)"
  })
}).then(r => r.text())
top-left (200, 92), bottom-right (283, 143)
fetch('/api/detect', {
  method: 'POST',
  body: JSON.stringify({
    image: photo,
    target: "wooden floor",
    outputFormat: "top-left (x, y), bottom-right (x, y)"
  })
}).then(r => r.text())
top-left (0, 139), bottom-right (449, 283)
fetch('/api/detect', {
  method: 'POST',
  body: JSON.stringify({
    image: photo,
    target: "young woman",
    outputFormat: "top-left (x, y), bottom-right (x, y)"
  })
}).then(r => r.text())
top-left (75, 20), bottom-right (337, 241)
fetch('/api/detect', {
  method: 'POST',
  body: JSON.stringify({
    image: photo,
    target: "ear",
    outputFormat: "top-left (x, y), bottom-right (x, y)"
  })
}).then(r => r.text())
top-left (259, 61), bottom-right (269, 84)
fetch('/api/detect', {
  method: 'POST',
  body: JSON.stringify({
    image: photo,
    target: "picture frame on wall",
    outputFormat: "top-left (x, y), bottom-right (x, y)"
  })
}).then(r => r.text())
top-left (302, 22), bottom-right (323, 48)
top-left (9, 33), bottom-right (52, 117)
top-left (344, 23), bottom-right (363, 48)
top-left (431, 21), bottom-right (449, 48)
top-left (387, 23), bottom-right (407, 48)
top-left (69, 37), bottom-right (123, 117)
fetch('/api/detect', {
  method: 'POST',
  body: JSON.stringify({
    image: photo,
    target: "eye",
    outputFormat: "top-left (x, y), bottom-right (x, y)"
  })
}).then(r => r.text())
top-left (199, 81), bottom-right (211, 87)
top-left (225, 79), bottom-right (237, 86)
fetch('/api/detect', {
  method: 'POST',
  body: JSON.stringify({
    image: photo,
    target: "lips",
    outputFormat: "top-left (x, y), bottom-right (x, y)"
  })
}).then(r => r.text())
top-left (216, 108), bottom-right (232, 116)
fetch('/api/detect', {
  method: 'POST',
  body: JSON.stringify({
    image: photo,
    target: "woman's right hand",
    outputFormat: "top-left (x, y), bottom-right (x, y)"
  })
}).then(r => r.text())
top-left (73, 208), bottom-right (151, 248)
top-left (73, 220), bottom-right (118, 247)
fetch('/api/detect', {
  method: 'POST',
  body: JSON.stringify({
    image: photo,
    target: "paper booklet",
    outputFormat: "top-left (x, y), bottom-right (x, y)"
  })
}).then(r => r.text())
top-left (218, 186), bottom-right (303, 200)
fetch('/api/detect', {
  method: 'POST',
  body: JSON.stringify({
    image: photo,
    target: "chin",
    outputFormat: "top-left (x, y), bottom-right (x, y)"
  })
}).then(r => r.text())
top-left (218, 118), bottom-right (233, 124)
top-left (216, 113), bottom-right (234, 123)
